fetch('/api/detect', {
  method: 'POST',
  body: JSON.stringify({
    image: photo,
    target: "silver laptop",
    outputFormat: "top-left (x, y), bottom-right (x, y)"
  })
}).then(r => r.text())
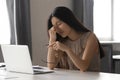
top-left (1, 44), bottom-right (54, 74)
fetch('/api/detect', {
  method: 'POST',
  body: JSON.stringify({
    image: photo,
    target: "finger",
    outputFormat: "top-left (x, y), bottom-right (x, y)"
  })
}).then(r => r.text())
top-left (49, 27), bottom-right (56, 33)
top-left (53, 44), bottom-right (59, 51)
top-left (50, 27), bottom-right (56, 31)
top-left (47, 42), bottom-right (56, 47)
top-left (53, 27), bottom-right (56, 31)
top-left (55, 46), bottom-right (59, 51)
top-left (55, 53), bottom-right (59, 57)
top-left (53, 44), bottom-right (57, 49)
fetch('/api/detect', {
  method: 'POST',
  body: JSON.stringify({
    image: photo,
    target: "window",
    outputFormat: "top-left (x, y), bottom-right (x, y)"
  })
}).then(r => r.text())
top-left (0, 0), bottom-right (11, 44)
top-left (113, 0), bottom-right (120, 41)
top-left (94, 0), bottom-right (120, 41)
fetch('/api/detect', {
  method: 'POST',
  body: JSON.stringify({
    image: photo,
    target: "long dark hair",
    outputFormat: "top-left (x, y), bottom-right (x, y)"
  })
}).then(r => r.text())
top-left (47, 6), bottom-right (104, 58)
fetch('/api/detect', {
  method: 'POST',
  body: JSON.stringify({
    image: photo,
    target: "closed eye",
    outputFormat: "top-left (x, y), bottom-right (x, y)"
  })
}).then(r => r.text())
top-left (57, 22), bottom-right (62, 26)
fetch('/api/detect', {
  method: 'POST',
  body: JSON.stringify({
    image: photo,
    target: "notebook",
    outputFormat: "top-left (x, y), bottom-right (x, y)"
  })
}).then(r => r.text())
top-left (1, 44), bottom-right (54, 74)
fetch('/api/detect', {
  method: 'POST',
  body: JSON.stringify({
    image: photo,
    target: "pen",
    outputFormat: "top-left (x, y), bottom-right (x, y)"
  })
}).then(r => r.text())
top-left (45, 43), bottom-right (49, 46)
top-left (45, 43), bottom-right (53, 48)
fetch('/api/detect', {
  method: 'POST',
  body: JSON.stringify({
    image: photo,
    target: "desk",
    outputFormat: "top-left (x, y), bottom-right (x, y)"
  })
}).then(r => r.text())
top-left (0, 69), bottom-right (120, 80)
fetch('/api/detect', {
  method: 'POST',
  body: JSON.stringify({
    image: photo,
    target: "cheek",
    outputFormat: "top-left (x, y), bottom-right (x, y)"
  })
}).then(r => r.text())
top-left (59, 24), bottom-right (70, 31)
top-left (60, 25), bottom-right (71, 36)
top-left (59, 25), bottom-right (65, 30)
top-left (63, 25), bottom-right (71, 33)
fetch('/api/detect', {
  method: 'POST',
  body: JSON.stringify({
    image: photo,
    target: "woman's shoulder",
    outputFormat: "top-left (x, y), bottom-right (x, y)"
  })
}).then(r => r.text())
top-left (82, 31), bottom-right (92, 40)
top-left (83, 31), bottom-right (97, 39)
top-left (88, 32), bottom-right (98, 40)
top-left (86, 32), bottom-right (99, 48)
top-left (82, 32), bottom-right (98, 46)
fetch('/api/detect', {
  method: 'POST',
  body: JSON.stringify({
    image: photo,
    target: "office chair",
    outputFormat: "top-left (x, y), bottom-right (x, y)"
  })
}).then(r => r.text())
top-left (100, 44), bottom-right (113, 73)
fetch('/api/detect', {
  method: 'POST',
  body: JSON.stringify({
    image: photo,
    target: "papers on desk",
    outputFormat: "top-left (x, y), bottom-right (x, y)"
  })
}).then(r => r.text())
top-left (0, 63), bottom-right (5, 67)
top-left (0, 76), bottom-right (19, 80)
top-left (0, 70), bottom-right (19, 80)
top-left (0, 63), bottom-right (6, 71)
top-left (0, 63), bottom-right (19, 79)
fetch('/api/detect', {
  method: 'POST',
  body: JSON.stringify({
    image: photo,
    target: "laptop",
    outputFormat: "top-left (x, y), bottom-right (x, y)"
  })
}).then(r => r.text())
top-left (1, 44), bottom-right (54, 74)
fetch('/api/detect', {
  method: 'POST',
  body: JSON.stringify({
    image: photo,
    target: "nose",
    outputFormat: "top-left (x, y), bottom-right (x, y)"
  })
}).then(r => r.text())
top-left (53, 26), bottom-right (57, 29)
top-left (53, 26), bottom-right (61, 32)
top-left (53, 26), bottom-right (59, 30)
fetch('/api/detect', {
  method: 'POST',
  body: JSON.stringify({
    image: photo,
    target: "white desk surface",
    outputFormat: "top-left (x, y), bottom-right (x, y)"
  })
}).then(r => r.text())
top-left (0, 69), bottom-right (120, 80)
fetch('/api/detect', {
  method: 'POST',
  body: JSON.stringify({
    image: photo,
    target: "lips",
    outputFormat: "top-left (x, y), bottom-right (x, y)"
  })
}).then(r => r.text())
top-left (58, 30), bottom-right (64, 34)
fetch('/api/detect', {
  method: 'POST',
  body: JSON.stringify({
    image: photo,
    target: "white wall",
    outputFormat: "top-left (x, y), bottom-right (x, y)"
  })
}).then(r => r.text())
top-left (30, 0), bottom-right (73, 66)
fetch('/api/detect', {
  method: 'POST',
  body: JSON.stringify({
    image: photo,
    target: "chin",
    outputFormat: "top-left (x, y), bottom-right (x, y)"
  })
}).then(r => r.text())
top-left (61, 34), bottom-right (67, 38)
top-left (59, 32), bottom-right (67, 38)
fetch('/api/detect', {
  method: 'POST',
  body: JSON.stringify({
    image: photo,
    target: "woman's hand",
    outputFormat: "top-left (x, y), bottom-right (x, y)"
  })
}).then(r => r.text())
top-left (49, 27), bottom-right (57, 43)
top-left (49, 41), bottom-right (69, 52)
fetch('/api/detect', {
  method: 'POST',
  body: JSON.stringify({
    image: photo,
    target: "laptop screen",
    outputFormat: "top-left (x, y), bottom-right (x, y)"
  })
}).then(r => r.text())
top-left (1, 45), bottom-right (34, 74)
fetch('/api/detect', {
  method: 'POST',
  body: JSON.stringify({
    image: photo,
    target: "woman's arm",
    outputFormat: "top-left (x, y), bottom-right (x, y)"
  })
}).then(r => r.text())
top-left (47, 46), bottom-right (57, 69)
top-left (65, 33), bottom-right (99, 71)
top-left (50, 33), bottom-right (99, 71)
top-left (47, 41), bottom-right (63, 70)
top-left (47, 27), bottom-right (60, 69)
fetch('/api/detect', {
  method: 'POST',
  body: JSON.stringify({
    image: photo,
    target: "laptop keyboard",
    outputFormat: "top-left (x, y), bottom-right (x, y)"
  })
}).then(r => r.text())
top-left (33, 66), bottom-right (43, 69)
top-left (32, 65), bottom-right (54, 74)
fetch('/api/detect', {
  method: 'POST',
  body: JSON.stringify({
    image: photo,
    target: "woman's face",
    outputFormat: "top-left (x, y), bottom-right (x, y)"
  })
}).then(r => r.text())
top-left (51, 17), bottom-right (72, 38)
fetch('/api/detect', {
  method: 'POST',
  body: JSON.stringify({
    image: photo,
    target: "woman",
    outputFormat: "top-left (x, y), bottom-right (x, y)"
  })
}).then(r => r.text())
top-left (47, 6), bottom-right (104, 72)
